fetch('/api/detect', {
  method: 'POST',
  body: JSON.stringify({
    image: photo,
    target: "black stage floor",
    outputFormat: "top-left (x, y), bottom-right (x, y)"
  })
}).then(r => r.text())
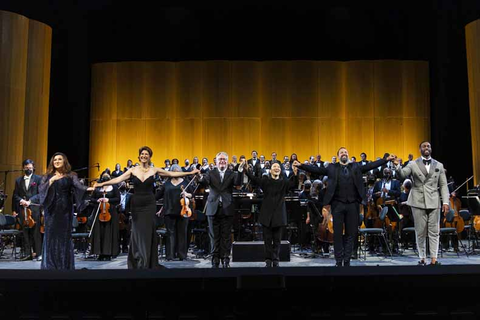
top-left (1, 249), bottom-right (479, 319)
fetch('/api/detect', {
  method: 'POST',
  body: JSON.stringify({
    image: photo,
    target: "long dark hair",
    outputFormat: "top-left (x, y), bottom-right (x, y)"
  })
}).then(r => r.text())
top-left (46, 152), bottom-right (72, 176)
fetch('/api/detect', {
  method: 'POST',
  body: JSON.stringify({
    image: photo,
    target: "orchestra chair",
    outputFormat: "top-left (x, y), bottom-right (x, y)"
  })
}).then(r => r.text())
top-left (0, 213), bottom-right (22, 259)
top-left (400, 227), bottom-right (418, 255)
top-left (71, 216), bottom-right (89, 259)
top-left (358, 227), bottom-right (392, 260)
top-left (458, 209), bottom-right (476, 253)
top-left (439, 227), bottom-right (469, 258)
top-left (156, 228), bottom-right (167, 259)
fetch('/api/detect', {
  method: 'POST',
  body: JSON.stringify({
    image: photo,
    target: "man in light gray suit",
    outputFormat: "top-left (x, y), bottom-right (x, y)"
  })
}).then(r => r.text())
top-left (394, 141), bottom-right (450, 265)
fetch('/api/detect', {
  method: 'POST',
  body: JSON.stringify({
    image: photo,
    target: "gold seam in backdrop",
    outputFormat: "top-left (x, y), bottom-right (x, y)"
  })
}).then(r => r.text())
top-left (466, 19), bottom-right (480, 186)
top-left (0, 11), bottom-right (51, 214)
top-left (90, 60), bottom-right (430, 179)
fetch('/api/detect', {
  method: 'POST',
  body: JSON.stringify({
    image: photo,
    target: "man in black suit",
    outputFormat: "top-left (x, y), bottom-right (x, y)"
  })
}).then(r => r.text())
top-left (270, 152), bottom-right (282, 167)
top-left (402, 154), bottom-right (414, 167)
top-left (359, 152), bottom-right (370, 166)
top-left (294, 148), bottom-right (394, 267)
top-left (14, 159), bottom-right (43, 261)
top-left (199, 152), bottom-right (242, 268)
top-left (247, 150), bottom-right (262, 177)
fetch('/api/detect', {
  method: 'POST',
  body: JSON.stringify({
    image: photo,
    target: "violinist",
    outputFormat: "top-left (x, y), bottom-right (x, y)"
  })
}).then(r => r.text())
top-left (372, 167), bottom-right (401, 253)
top-left (90, 171), bottom-right (120, 261)
top-left (399, 179), bottom-right (415, 249)
top-left (157, 164), bottom-right (193, 261)
top-left (394, 141), bottom-right (450, 266)
top-left (13, 159), bottom-right (43, 261)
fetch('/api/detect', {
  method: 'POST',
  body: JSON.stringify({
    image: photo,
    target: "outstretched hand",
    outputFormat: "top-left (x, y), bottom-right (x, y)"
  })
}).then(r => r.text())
top-left (386, 154), bottom-right (396, 162)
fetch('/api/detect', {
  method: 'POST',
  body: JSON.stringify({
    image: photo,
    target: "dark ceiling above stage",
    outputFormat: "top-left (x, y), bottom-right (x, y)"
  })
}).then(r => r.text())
top-left (1, 0), bottom-right (480, 184)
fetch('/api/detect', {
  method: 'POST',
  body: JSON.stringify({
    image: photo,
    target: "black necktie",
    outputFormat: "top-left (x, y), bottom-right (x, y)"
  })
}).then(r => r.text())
top-left (342, 166), bottom-right (348, 176)
top-left (423, 159), bottom-right (431, 165)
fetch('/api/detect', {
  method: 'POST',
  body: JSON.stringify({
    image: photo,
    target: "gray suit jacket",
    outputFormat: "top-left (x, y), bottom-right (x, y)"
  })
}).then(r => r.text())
top-left (199, 168), bottom-right (242, 216)
top-left (395, 158), bottom-right (449, 209)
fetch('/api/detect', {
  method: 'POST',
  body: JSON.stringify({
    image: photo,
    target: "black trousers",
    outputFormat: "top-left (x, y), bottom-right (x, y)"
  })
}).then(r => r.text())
top-left (263, 225), bottom-right (282, 262)
top-left (22, 223), bottom-right (42, 257)
top-left (207, 205), bottom-right (234, 262)
top-left (164, 214), bottom-right (189, 260)
top-left (332, 201), bottom-right (359, 262)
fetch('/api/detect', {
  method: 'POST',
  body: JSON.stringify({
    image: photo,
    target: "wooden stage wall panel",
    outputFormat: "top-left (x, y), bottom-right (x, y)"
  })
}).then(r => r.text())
top-left (466, 19), bottom-right (480, 186)
top-left (0, 11), bottom-right (51, 214)
top-left (90, 60), bottom-right (430, 177)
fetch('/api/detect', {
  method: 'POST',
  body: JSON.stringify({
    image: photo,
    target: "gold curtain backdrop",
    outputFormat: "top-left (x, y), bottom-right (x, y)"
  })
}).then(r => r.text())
top-left (466, 19), bottom-right (480, 186)
top-left (90, 60), bottom-right (429, 178)
top-left (0, 11), bottom-right (51, 214)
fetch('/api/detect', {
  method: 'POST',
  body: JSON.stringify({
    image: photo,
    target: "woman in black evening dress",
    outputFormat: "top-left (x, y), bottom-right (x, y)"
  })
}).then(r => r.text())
top-left (95, 146), bottom-right (198, 269)
top-left (27, 152), bottom-right (94, 270)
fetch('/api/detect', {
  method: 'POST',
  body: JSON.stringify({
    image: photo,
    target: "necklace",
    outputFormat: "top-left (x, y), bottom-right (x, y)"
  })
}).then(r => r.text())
top-left (141, 166), bottom-right (150, 173)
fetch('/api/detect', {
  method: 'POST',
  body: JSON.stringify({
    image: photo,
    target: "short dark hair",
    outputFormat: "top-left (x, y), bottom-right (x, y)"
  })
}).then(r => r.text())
top-left (139, 146), bottom-right (153, 157)
top-left (22, 159), bottom-right (35, 168)
top-left (337, 147), bottom-right (347, 155)
top-left (360, 152), bottom-right (367, 157)
top-left (251, 150), bottom-right (257, 154)
top-left (419, 141), bottom-right (430, 149)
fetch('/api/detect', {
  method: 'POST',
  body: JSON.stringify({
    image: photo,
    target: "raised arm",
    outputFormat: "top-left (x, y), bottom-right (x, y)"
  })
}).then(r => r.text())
top-left (156, 167), bottom-right (199, 178)
top-left (295, 161), bottom-right (327, 175)
top-left (393, 157), bottom-right (412, 179)
top-left (361, 153), bottom-right (394, 173)
top-left (95, 167), bottom-right (133, 188)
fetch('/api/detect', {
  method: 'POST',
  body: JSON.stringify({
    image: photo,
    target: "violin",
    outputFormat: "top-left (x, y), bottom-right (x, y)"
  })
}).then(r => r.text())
top-left (40, 211), bottom-right (45, 234)
top-left (180, 185), bottom-right (192, 218)
top-left (98, 189), bottom-right (111, 222)
top-left (23, 206), bottom-right (35, 228)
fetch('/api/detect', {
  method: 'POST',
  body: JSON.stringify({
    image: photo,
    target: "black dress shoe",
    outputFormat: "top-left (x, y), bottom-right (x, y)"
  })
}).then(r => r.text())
top-left (335, 261), bottom-right (343, 267)
top-left (417, 260), bottom-right (426, 266)
top-left (343, 260), bottom-right (350, 267)
top-left (265, 260), bottom-right (272, 268)
top-left (272, 260), bottom-right (279, 268)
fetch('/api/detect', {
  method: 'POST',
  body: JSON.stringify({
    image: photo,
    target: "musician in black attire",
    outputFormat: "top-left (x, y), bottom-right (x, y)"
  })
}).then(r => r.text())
top-left (90, 172), bottom-right (120, 261)
top-left (198, 152), bottom-right (242, 268)
top-left (294, 148), bottom-right (394, 267)
top-left (112, 163), bottom-right (123, 178)
top-left (239, 160), bottom-right (297, 267)
top-left (14, 159), bottom-right (43, 261)
top-left (157, 164), bottom-right (193, 260)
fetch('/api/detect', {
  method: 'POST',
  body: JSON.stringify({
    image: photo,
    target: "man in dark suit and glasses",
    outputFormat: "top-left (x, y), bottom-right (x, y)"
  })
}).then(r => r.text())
top-left (294, 148), bottom-right (395, 267)
top-left (198, 152), bottom-right (242, 268)
top-left (14, 159), bottom-right (43, 261)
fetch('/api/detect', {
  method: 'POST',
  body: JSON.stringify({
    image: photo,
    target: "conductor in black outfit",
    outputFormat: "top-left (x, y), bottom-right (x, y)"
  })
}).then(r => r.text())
top-left (238, 160), bottom-right (297, 267)
top-left (198, 151), bottom-right (242, 268)
top-left (294, 148), bottom-right (394, 266)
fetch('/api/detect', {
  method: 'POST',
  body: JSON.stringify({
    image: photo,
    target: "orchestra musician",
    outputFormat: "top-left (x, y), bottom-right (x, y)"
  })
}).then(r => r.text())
top-left (90, 171), bottom-right (120, 261)
top-left (394, 141), bottom-right (450, 266)
top-left (197, 152), bottom-right (242, 268)
top-left (13, 159), bottom-right (43, 261)
top-left (156, 164), bottom-right (193, 261)
top-left (294, 149), bottom-right (394, 267)
top-left (239, 160), bottom-right (297, 267)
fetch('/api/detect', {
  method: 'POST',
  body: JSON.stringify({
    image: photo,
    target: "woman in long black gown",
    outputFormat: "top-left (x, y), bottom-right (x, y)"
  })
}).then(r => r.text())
top-left (90, 171), bottom-right (120, 261)
top-left (26, 152), bottom-right (94, 270)
top-left (239, 160), bottom-right (297, 267)
top-left (95, 146), bottom-right (199, 269)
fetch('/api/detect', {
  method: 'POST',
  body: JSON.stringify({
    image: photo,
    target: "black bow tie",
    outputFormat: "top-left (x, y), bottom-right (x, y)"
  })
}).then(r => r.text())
top-left (423, 159), bottom-right (431, 165)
